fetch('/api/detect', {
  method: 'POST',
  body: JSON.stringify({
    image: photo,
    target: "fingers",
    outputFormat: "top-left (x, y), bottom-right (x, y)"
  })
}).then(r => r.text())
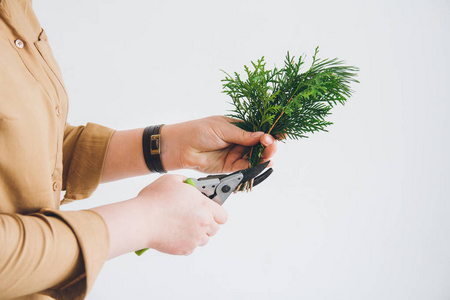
top-left (225, 145), bottom-right (251, 170)
top-left (199, 202), bottom-right (224, 247)
top-left (260, 134), bottom-right (276, 148)
top-left (226, 145), bottom-right (247, 162)
top-left (206, 199), bottom-right (228, 225)
top-left (207, 221), bottom-right (220, 237)
top-left (199, 234), bottom-right (210, 247)
top-left (260, 134), bottom-right (277, 162)
top-left (198, 220), bottom-right (219, 246)
top-left (219, 118), bottom-right (264, 147)
top-left (230, 159), bottom-right (252, 171)
top-left (224, 134), bottom-right (277, 171)
top-left (217, 117), bottom-right (278, 168)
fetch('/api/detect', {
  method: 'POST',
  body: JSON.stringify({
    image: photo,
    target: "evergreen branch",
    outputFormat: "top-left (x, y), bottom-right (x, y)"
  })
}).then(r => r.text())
top-left (222, 47), bottom-right (359, 167)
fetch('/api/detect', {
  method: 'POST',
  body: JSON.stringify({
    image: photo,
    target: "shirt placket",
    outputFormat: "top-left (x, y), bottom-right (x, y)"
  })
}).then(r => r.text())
top-left (10, 31), bottom-right (68, 205)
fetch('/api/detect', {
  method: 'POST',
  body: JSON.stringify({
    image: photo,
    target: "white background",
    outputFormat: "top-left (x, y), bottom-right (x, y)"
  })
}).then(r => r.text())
top-left (34, 0), bottom-right (449, 299)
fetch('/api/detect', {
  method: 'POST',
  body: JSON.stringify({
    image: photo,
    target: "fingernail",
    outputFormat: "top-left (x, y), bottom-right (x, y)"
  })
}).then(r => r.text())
top-left (263, 135), bottom-right (274, 146)
top-left (251, 131), bottom-right (264, 138)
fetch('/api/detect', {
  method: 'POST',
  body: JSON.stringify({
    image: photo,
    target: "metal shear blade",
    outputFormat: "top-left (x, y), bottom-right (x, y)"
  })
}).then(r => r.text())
top-left (232, 160), bottom-right (270, 182)
top-left (193, 161), bottom-right (273, 205)
top-left (202, 161), bottom-right (272, 188)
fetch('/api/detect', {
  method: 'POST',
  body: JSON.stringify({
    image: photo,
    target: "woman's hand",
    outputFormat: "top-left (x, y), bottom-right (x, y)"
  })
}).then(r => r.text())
top-left (161, 116), bottom-right (277, 173)
top-left (136, 174), bottom-right (227, 255)
top-left (92, 174), bottom-right (227, 259)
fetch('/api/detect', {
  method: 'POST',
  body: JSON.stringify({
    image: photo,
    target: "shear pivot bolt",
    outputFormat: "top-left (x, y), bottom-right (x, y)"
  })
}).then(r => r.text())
top-left (221, 185), bottom-right (231, 193)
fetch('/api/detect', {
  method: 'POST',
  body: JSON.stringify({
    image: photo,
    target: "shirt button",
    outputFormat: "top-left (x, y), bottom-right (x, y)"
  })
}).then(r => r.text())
top-left (55, 106), bottom-right (61, 116)
top-left (52, 181), bottom-right (61, 191)
top-left (15, 39), bottom-right (24, 49)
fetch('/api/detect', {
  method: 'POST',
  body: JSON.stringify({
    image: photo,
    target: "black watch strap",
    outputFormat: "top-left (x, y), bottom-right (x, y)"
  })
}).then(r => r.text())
top-left (142, 125), bottom-right (167, 174)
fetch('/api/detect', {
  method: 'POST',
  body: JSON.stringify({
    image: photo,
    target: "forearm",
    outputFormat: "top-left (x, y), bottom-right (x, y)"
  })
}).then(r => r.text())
top-left (101, 128), bottom-right (149, 183)
top-left (90, 198), bottom-right (147, 260)
top-left (101, 125), bottom-right (180, 183)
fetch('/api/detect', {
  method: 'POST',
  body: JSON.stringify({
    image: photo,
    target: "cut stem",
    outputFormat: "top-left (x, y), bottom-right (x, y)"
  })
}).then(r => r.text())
top-left (268, 94), bottom-right (294, 135)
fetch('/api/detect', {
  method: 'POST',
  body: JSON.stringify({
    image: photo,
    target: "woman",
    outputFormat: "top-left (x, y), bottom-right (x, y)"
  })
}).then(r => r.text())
top-left (0, 1), bottom-right (277, 299)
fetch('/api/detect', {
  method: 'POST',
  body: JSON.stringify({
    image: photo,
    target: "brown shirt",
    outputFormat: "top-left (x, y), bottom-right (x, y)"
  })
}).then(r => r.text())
top-left (0, 1), bottom-right (115, 299)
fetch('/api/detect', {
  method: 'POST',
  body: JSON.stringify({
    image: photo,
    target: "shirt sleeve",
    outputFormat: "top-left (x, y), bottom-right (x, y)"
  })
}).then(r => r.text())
top-left (0, 209), bottom-right (109, 299)
top-left (62, 122), bottom-right (115, 203)
top-left (0, 122), bottom-right (115, 299)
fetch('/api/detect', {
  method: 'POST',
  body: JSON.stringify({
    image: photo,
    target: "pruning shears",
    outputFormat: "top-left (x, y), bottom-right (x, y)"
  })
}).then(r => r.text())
top-left (135, 161), bottom-right (273, 256)
top-left (185, 160), bottom-right (273, 205)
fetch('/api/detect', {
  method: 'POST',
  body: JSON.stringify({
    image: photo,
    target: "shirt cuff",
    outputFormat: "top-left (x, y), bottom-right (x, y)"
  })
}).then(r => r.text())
top-left (62, 123), bottom-right (115, 202)
top-left (41, 208), bottom-right (110, 299)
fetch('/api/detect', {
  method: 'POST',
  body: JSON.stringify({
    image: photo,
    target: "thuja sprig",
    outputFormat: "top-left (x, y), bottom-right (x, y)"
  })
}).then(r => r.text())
top-left (222, 47), bottom-right (359, 168)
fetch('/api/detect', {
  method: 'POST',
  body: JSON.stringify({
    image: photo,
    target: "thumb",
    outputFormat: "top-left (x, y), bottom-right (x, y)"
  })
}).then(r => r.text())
top-left (222, 123), bottom-right (264, 146)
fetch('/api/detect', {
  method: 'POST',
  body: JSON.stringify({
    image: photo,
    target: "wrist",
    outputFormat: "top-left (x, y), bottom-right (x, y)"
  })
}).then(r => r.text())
top-left (160, 124), bottom-right (183, 171)
top-left (91, 198), bottom-right (151, 259)
top-left (142, 125), bottom-right (167, 173)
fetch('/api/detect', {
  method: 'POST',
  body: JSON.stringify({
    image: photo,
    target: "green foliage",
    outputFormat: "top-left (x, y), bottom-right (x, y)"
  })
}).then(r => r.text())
top-left (222, 47), bottom-right (359, 167)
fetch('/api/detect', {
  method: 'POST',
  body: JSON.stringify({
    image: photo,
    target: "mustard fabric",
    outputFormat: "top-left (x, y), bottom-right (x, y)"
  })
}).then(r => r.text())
top-left (0, 1), bottom-right (115, 298)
